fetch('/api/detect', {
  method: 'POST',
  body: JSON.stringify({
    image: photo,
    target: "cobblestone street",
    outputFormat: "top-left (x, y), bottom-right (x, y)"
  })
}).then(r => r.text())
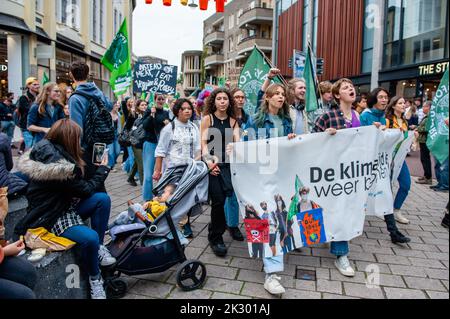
top-left (105, 155), bottom-right (449, 300)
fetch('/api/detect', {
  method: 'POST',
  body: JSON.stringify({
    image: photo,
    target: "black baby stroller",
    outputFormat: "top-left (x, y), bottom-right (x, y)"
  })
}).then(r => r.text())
top-left (103, 160), bottom-right (210, 299)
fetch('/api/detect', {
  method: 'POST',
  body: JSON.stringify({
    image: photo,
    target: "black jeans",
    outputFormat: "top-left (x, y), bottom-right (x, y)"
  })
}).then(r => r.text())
top-left (419, 143), bottom-right (432, 179)
top-left (208, 174), bottom-right (227, 244)
top-left (0, 256), bottom-right (37, 299)
top-left (384, 213), bottom-right (399, 235)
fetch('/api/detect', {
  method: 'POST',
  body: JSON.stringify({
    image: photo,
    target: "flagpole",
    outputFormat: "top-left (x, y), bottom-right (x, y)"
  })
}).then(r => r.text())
top-left (254, 45), bottom-right (288, 86)
top-left (307, 41), bottom-right (322, 104)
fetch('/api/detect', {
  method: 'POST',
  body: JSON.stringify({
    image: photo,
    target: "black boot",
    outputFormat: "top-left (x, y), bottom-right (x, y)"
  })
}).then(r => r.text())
top-left (127, 177), bottom-right (137, 187)
top-left (390, 231), bottom-right (411, 244)
top-left (442, 214), bottom-right (449, 229)
top-left (228, 227), bottom-right (244, 241)
top-left (208, 224), bottom-right (227, 257)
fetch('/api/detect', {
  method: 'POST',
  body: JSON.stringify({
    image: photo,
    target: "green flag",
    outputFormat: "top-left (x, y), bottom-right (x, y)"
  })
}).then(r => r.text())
top-left (42, 72), bottom-right (49, 85)
top-left (174, 92), bottom-right (180, 99)
top-left (287, 175), bottom-right (304, 222)
top-left (141, 92), bottom-right (147, 101)
top-left (239, 47), bottom-right (282, 115)
top-left (218, 77), bottom-right (226, 87)
top-left (101, 18), bottom-right (132, 97)
top-left (304, 45), bottom-right (320, 113)
top-left (426, 69), bottom-right (449, 164)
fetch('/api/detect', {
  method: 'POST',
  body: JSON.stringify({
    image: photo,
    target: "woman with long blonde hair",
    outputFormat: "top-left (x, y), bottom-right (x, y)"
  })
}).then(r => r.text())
top-left (27, 82), bottom-right (65, 145)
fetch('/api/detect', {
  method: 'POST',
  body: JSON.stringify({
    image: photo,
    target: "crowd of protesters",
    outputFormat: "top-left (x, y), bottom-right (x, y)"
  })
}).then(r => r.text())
top-left (0, 61), bottom-right (448, 299)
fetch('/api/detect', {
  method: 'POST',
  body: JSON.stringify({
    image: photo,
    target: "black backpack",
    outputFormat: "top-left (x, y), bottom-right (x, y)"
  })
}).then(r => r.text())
top-left (72, 91), bottom-right (115, 146)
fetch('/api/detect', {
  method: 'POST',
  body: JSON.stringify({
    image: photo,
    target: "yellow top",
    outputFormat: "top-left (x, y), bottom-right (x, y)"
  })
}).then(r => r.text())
top-left (145, 201), bottom-right (167, 221)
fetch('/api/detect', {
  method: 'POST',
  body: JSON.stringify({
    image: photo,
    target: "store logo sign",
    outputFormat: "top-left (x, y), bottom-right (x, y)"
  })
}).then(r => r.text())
top-left (419, 62), bottom-right (449, 76)
top-left (0, 64), bottom-right (7, 72)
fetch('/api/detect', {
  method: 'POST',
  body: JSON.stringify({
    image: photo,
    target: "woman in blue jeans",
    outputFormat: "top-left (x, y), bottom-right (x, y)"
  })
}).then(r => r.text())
top-left (16, 119), bottom-right (115, 299)
top-left (244, 83), bottom-right (295, 295)
top-left (107, 101), bottom-right (122, 170)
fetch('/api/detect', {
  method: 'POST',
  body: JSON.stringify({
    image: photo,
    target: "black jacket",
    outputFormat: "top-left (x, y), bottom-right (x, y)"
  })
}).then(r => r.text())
top-left (14, 139), bottom-right (110, 235)
top-left (17, 91), bottom-right (36, 129)
top-left (0, 133), bottom-right (28, 196)
top-left (0, 102), bottom-right (15, 121)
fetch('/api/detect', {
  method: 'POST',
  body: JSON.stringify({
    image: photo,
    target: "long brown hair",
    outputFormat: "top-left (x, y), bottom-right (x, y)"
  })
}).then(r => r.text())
top-left (135, 99), bottom-right (148, 115)
top-left (254, 84), bottom-right (291, 128)
top-left (287, 78), bottom-right (305, 105)
top-left (385, 96), bottom-right (406, 122)
top-left (46, 119), bottom-right (85, 175)
top-left (203, 88), bottom-right (236, 118)
top-left (36, 82), bottom-right (61, 116)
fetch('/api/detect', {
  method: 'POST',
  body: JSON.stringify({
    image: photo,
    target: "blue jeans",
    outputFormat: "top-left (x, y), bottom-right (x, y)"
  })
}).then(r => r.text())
top-left (142, 141), bottom-right (157, 201)
top-left (394, 162), bottom-right (411, 210)
top-left (61, 193), bottom-right (111, 277)
top-left (123, 146), bottom-right (135, 173)
top-left (1, 121), bottom-right (15, 139)
top-left (434, 156), bottom-right (449, 189)
top-left (107, 138), bottom-right (121, 168)
top-left (330, 241), bottom-right (349, 257)
top-left (224, 192), bottom-right (240, 228)
top-left (21, 129), bottom-right (33, 149)
top-left (263, 255), bottom-right (284, 274)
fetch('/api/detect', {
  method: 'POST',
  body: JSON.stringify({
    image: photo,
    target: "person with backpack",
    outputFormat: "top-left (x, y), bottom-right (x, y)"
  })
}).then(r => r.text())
top-left (27, 83), bottom-right (65, 145)
top-left (68, 62), bottom-right (114, 188)
top-left (17, 77), bottom-right (40, 151)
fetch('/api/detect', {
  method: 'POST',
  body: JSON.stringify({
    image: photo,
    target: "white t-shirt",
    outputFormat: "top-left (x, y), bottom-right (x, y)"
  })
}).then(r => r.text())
top-left (155, 119), bottom-right (201, 169)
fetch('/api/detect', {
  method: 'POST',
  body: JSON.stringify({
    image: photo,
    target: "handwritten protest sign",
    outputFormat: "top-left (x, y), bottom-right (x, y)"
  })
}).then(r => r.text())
top-left (133, 63), bottom-right (178, 95)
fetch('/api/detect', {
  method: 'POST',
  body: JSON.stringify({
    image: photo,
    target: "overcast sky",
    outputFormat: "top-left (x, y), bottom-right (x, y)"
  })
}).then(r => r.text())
top-left (132, 0), bottom-right (218, 72)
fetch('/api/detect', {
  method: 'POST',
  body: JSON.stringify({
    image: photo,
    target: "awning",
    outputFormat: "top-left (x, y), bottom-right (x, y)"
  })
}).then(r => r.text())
top-left (0, 12), bottom-right (31, 34)
top-left (56, 34), bottom-right (86, 57)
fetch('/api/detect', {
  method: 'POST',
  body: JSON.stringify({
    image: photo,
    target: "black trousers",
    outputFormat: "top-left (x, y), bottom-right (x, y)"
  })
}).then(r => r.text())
top-left (419, 143), bottom-right (432, 179)
top-left (208, 174), bottom-right (227, 244)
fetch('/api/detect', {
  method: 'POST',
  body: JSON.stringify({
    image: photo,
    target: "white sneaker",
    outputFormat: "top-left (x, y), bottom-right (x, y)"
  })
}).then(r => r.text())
top-left (264, 274), bottom-right (286, 295)
top-left (335, 256), bottom-right (355, 277)
top-left (98, 245), bottom-right (116, 267)
top-left (394, 210), bottom-right (410, 225)
top-left (89, 276), bottom-right (106, 299)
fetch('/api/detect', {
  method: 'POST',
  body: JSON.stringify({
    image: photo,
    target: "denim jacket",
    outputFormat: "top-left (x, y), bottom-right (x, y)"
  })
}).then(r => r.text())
top-left (243, 113), bottom-right (293, 141)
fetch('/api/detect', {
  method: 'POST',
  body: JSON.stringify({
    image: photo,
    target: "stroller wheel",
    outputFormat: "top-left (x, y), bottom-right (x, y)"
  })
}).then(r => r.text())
top-left (176, 260), bottom-right (207, 291)
top-left (105, 279), bottom-right (128, 299)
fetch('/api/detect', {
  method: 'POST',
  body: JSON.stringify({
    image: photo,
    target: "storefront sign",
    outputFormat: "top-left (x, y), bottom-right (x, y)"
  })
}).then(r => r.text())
top-left (0, 64), bottom-right (7, 72)
top-left (418, 62), bottom-right (449, 76)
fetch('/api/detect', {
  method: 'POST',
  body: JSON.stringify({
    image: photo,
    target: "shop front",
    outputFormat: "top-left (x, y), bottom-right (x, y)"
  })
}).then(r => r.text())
top-left (379, 59), bottom-right (449, 102)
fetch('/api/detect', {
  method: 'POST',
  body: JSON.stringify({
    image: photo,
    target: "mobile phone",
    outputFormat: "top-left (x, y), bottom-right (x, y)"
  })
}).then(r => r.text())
top-left (92, 143), bottom-right (107, 164)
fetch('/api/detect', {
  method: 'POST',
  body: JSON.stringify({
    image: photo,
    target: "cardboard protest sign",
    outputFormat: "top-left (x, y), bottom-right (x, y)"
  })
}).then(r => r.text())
top-left (133, 63), bottom-right (178, 95)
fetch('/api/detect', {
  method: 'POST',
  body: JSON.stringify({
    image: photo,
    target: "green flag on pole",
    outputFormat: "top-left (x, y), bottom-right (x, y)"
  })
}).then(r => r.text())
top-left (42, 72), bottom-right (50, 85)
top-left (426, 69), bottom-right (449, 164)
top-left (101, 18), bottom-right (132, 97)
top-left (287, 175), bottom-right (304, 222)
top-left (141, 92), bottom-right (147, 101)
top-left (239, 46), bottom-right (283, 115)
top-left (304, 45), bottom-right (320, 113)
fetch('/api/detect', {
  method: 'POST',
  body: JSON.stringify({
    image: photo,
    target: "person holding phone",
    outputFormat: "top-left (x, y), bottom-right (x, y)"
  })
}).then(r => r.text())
top-left (16, 119), bottom-right (115, 299)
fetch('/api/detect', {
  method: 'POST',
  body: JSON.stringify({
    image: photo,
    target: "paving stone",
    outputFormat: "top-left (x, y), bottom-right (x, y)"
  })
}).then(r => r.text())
top-left (203, 277), bottom-right (244, 294)
top-left (240, 282), bottom-right (279, 299)
top-left (322, 293), bottom-right (359, 299)
top-left (375, 254), bottom-right (411, 265)
top-left (132, 271), bottom-right (173, 283)
top-left (403, 276), bottom-right (447, 292)
top-left (355, 261), bottom-right (392, 274)
top-left (294, 279), bottom-right (316, 291)
top-left (407, 243), bottom-right (441, 252)
top-left (384, 287), bottom-right (427, 299)
top-left (237, 269), bottom-right (266, 284)
top-left (129, 280), bottom-right (175, 299)
top-left (379, 274), bottom-right (406, 288)
top-left (360, 245), bottom-right (394, 255)
top-left (348, 251), bottom-right (377, 262)
top-left (330, 269), bottom-right (367, 284)
top-left (230, 257), bottom-right (263, 271)
top-left (408, 257), bottom-right (446, 269)
top-left (184, 246), bottom-right (205, 260)
top-left (316, 268), bottom-right (330, 280)
top-left (227, 246), bottom-right (253, 258)
top-left (426, 291), bottom-right (450, 299)
top-left (211, 292), bottom-right (252, 299)
top-left (188, 236), bottom-right (210, 249)
top-left (316, 279), bottom-right (342, 294)
top-left (424, 268), bottom-right (449, 280)
top-left (343, 282), bottom-right (384, 299)
top-left (424, 251), bottom-right (449, 261)
top-left (281, 289), bottom-right (321, 299)
top-left (442, 280), bottom-right (449, 290)
top-left (391, 248), bottom-right (427, 258)
top-left (389, 265), bottom-right (427, 277)
top-left (287, 255), bottom-right (321, 267)
top-left (199, 253), bottom-right (233, 267)
top-left (205, 264), bottom-right (239, 280)
top-left (122, 293), bottom-right (155, 299)
top-left (168, 288), bottom-right (213, 299)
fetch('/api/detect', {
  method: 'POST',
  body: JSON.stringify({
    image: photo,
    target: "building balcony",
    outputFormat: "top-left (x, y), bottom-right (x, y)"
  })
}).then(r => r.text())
top-left (204, 31), bottom-right (225, 47)
top-left (237, 36), bottom-right (272, 56)
top-left (183, 69), bottom-right (202, 74)
top-left (238, 7), bottom-right (273, 29)
top-left (204, 54), bottom-right (224, 68)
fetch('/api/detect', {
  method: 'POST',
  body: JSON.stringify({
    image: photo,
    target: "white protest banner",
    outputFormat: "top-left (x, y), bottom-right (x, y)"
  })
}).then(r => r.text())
top-left (133, 63), bottom-right (178, 95)
top-left (231, 126), bottom-right (402, 258)
top-left (391, 131), bottom-right (414, 183)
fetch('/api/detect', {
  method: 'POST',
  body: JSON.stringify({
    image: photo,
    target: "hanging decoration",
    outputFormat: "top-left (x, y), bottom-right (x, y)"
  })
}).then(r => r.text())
top-left (143, 1), bottom-right (227, 13)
